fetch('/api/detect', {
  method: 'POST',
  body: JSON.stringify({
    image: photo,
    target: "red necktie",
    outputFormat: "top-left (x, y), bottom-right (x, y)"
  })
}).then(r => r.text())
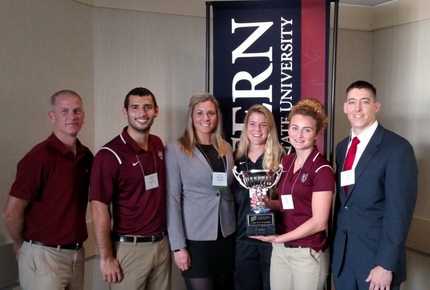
top-left (343, 137), bottom-right (360, 194)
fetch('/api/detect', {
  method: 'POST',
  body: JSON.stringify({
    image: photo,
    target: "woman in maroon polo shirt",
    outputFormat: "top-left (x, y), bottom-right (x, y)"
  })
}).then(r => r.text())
top-left (251, 98), bottom-right (335, 290)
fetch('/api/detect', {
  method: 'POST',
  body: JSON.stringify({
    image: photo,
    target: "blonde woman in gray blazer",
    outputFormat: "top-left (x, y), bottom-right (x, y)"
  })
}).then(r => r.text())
top-left (165, 93), bottom-right (236, 290)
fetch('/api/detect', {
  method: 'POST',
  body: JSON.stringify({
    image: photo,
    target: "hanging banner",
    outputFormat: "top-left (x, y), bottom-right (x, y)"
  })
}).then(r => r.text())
top-left (209, 0), bottom-right (330, 152)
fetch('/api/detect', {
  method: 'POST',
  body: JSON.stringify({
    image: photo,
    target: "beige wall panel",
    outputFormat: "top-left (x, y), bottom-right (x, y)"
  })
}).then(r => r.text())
top-left (372, 20), bottom-right (430, 220)
top-left (93, 8), bottom-right (206, 150)
top-left (0, 0), bottom-right (94, 245)
top-left (0, 1), bottom-right (94, 287)
top-left (332, 29), bottom-right (373, 148)
top-left (373, 0), bottom-right (430, 30)
top-left (403, 248), bottom-right (430, 290)
top-left (76, 0), bottom-right (207, 18)
top-left (335, 5), bottom-right (374, 31)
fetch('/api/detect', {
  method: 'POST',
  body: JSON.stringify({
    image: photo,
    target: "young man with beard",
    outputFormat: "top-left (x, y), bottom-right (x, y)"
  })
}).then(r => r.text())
top-left (90, 87), bottom-right (171, 289)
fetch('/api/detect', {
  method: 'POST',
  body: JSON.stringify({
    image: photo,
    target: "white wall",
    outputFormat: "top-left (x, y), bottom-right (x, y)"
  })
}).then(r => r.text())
top-left (372, 20), bottom-right (430, 220)
top-left (92, 7), bottom-right (206, 150)
top-left (0, 0), bottom-right (94, 288)
top-left (0, 0), bottom-right (94, 247)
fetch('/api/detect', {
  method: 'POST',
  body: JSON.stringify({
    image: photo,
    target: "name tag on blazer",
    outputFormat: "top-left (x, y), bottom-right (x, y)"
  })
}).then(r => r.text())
top-left (213, 172), bottom-right (227, 190)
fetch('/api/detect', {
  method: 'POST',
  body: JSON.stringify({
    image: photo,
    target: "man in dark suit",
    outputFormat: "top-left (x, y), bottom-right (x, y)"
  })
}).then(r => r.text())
top-left (332, 80), bottom-right (418, 290)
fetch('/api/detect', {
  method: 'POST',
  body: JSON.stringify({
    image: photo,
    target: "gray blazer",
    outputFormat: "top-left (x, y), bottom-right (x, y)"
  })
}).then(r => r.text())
top-left (165, 140), bottom-right (236, 251)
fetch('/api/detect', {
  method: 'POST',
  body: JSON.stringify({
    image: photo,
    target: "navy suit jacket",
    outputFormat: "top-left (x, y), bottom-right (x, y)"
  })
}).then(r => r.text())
top-left (332, 124), bottom-right (418, 284)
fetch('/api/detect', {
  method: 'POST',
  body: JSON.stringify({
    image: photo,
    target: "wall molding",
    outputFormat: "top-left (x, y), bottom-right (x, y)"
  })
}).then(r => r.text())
top-left (74, 0), bottom-right (430, 31)
top-left (73, 0), bottom-right (206, 18)
top-left (336, 0), bottom-right (430, 31)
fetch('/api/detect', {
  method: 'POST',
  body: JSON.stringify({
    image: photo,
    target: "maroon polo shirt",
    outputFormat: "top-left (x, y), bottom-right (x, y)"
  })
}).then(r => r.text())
top-left (9, 133), bottom-right (93, 244)
top-left (277, 147), bottom-right (334, 251)
top-left (89, 127), bottom-right (167, 236)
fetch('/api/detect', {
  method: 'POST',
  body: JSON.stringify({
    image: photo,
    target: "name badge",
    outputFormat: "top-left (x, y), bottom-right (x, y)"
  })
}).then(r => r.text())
top-left (281, 194), bottom-right (295, 210)
top-left (145, 172), bottom-right (159, 190)
top-left (340, 169), bottom-right (355, 187)
top-left (213, 172), bottom-right (227, 190)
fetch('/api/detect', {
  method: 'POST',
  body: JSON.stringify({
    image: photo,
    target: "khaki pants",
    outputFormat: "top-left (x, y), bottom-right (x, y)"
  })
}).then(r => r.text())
top-left (111, 236), bottom-right (171, 290)
top-left (270, 243), bottom-right (329, 290)
top-left (19, 241), bottom-right (85, 290)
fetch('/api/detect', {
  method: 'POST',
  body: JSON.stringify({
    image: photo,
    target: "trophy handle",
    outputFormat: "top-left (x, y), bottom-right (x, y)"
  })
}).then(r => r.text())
top-left (233, 166), bottom-right (250, 189)
top-left (266, 164), bottom-right (284, 189)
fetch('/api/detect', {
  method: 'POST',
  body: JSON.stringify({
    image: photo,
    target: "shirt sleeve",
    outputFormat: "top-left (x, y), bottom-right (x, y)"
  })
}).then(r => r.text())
top-left (89, 149), bottom-right (120, 204)
top-left (9, 151), bottom-right (47, 202)
top-left (312, 162), bottom-right (335, 193)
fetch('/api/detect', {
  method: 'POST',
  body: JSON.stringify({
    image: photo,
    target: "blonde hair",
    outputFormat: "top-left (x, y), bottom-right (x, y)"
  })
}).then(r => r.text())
top-left (288, 98), bottom-right (328, 133)
top-left (235, 104), bottom-right (284, 170)
top-left (179, 92), bottom-right (228, 157)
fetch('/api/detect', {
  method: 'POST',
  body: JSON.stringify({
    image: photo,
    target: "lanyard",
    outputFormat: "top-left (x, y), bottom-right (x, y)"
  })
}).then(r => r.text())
top-left (280, 155), bottom-right (303, 196)
top-left (135, 152), bottom-right (158, 178)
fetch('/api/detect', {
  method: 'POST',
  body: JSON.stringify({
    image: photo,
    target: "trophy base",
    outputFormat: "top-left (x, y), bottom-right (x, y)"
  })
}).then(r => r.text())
top-left (246, 211), bottom-right (276, 236)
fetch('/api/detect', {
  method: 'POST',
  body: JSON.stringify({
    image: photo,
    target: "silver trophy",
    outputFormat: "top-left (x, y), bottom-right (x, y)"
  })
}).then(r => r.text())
top-left (233, 165), bottom-right (283, 235)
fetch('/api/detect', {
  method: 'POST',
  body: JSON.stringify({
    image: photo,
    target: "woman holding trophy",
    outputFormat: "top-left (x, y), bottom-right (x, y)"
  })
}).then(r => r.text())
top-left (251, 99), bottom-right (334, 290)
top-left (165, 93), bottom-right (236, 290)
top-left (232, 104), bottom-right (285, 290)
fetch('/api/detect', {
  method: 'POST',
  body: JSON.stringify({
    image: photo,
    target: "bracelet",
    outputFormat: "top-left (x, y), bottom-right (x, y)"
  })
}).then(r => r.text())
top-left (173, 249), bottom-right (181, 252)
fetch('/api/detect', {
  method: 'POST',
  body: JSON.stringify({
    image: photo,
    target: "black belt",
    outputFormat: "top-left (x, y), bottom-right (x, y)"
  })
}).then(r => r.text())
top-left (27, 240), bottom-right (82, 250)
top-left (112, 231), bottom-right (167, 243)
top-left (284, 243), bottom-right (307, 249)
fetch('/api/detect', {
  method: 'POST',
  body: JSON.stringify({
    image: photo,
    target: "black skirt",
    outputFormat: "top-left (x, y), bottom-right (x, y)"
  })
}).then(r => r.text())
top-left (182, 233), bottom-right (236, 278)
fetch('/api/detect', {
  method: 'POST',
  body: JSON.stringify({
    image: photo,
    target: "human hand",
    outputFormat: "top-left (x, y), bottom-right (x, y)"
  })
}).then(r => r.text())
top-left (365, 265), bottom-right (393, 290)
top-left (174, 248), bottom-right (191, 271)
top-left (250, 193), bottom-right (269, 210)
top-left (100, 257), bottom-right (123, 283)
top-left (249, 235), bottom-right (278, 243)
top-left (13, 242), bottom-right (22, 260)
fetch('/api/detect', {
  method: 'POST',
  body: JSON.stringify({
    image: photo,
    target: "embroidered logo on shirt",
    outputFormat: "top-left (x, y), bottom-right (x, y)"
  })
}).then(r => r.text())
top-left (239, 161), bottom-right (246, 165)
top-left (301, 173), bottom-right (309, 183)
top-left (158, 151), bottom-right (164, 160)
top-left (132, 161), bottom-right (139, 166)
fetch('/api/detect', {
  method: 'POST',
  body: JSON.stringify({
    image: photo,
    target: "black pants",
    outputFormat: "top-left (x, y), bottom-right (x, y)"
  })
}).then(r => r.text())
top-left (234, 242), bottom-right (272, 290)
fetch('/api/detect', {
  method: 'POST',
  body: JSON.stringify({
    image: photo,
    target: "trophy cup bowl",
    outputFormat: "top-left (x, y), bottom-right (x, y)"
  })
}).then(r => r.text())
top-left (233, 165), bottom-right (283, 236)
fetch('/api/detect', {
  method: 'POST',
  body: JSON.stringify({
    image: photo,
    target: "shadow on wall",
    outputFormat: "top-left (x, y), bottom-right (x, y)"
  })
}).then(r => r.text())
top-left (0, 243), bottom-right (19, 289)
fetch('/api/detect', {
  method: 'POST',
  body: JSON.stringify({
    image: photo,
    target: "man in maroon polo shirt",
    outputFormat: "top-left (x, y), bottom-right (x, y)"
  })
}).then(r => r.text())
top-left (2, 90), bottom-right (93, 290)
top-left (90, 87), bottom-right (171, 289)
